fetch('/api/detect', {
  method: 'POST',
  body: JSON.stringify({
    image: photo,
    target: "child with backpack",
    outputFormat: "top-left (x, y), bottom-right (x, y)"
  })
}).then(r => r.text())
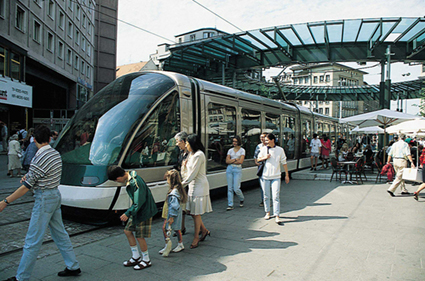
top-left (159, 169), bottom-right (187, 256)
top-left (107, 166), bottom-right (157, 270)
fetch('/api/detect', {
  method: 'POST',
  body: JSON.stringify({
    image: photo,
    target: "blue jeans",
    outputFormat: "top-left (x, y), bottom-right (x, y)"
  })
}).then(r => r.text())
top-left (260, 178), bottom-right (281, 217)
top-left (226, 165), bottom-right (244, 207)
top-left (16, 189), bottom-right (79, 281)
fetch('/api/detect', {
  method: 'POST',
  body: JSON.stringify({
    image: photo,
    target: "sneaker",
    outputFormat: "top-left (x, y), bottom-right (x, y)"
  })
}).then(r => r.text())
top-left (172, 244), bottom-right (185, 253)
top-left (226, 206), bottom-right (234, 211)
top-left (264, 214), bottom-right (270, 220)
top-left (310, 167), bottom-right (313, 171)
top-left (259, 202), bottom-right (264, 207)
top-left (158, 244), bottom-right (168, 255)
top-left (240, 201), bottom-right (244, 207)
top-left (275, 217), bottom-right (280, 224)
top-left (401, 191), bottom-right (410, 195)
top-left (58, 268), bottom-right (81, 277)
top-left (162, 239), bottom-right (172, 257)
top-left (387, 190), bottom-right (395, 197)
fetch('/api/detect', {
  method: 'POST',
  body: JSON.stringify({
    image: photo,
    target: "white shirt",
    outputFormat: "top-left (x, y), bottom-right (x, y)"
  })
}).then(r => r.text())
top-left (227, 147), bottom-right (245, 163)
top-left (257, 145), bottom-right (287, 180)
top-left (310, 138), bottom-right (322, 153)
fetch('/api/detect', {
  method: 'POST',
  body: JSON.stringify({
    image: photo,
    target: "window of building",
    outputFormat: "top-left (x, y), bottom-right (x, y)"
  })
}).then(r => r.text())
top-left (88, 2), bottom-right (93, 14)
top-left (82, 37), bottom-right (86, 51)
top-left (74, 55), bottom-right (79, 70)
top-left (58, 41), bottom-right (64, 59)
top-left (67, 0), bottom-right (73, 11)
top-left (59, 11), bottom-right (65, 29)
top-left (325, 75), bottom-right (330, 82)
top-left (86, 65), bottom-right (90, 78)
top-left (87, 44), bottom-right (91, 56)
top-left (15, 5), bottom-right (26, 32)
top-left (34, 0), bottom-right (41, 7)
top-left (11, 52), bottom-right (21, 80)
top-left (304, 77), bottom-right (309, 84)
top-left (76, 4), bottom-right (80, 20)
top-left (82, 14), bottom-right (86, 27)
top-left (33, 20), bottom-right (41, 43)
top-left (294, 78), bottom-right (298, 84)
top-left (190, 34), bottom-right (196, 41)
top-left (48, 0), bottom-right (55, 18)
top-left (66, 49), bottom-right (72, 65)
top-left (319, 75), bottom-right (324, 83)
top-left (88, 22), bottom-right (92, 35)
top-left (203, 32), bottom-right (215, 38)
top-left (319, 108), bottom-right (323, 114)
top-left (81, 61), bottom-right (85, 75)
top-left (325, 108), bottom-right (330, 115)
top-left (313, 76), bottom-right (318, 84)
top-left (47, 32), bottom-right (54, 52)
top-left (67, 22), bottom-right (73, 38)
top-left (75, 30), bottom-right (80, 45)
top-left (0, 0), bottom-right (6, 18)
top-left (0, 46), bottom-right (6, 77)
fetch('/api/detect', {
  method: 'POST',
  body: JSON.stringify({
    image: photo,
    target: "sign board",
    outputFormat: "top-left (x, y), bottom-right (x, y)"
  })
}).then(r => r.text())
top-left (0, 77), bottom-right (33, 108)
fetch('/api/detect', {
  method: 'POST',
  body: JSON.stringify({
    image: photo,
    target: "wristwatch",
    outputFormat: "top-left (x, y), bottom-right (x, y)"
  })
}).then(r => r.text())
top-left (3, 198), bottom-right (9, 204)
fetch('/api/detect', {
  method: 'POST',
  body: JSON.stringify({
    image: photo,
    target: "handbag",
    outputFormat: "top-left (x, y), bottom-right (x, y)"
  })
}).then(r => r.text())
top-left (402, 168), bottom-right (423, 183)
top-left (256, 147), bottom-right (269, 177)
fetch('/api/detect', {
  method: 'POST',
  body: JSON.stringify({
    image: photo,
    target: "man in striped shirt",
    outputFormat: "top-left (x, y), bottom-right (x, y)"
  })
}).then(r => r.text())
top-left (0, 125), bottom-right (81, 281)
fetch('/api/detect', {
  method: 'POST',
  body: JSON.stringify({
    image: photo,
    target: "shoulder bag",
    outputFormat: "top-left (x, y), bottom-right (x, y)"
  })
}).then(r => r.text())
top-left (257, 147), bottom-right (269, 177)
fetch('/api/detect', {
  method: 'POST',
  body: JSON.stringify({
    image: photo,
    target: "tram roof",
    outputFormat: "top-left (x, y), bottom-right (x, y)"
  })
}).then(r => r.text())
top-left (160, 17), bottom-right (425, 101)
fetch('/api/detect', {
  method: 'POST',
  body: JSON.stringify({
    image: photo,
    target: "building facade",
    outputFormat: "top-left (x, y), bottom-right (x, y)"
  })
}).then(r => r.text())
top-left (0, 0), bottom-right (100, 132)
top-left (282, 63), bottom-right (378, 118)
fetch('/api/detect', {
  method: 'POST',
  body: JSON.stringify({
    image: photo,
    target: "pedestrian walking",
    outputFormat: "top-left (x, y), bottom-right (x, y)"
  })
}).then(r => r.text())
top-left (159, 169), bottom-right (187, 256)
top-left (387, 134), bottom-right (415, 197)
top-left (0, 125), bottom-right (81, 281)
top-left (254, 132), bottom-right (267, 207)
top-left (8, 133), bottom-right (22, 177)
top-left (320, 134), bottom-right (331, 169)
top-left (413, 146), bottom-right (425, 200)
top-left (181, 134), bottom-right (212, 249)
top-left (310, 133), bottom-right (322, 171)
top-left (257, 133), bottom-right (290, 224)
top-left (107, 166), bottom-right (158, 270)
top-left (226, 135), bottom-right (245, 210)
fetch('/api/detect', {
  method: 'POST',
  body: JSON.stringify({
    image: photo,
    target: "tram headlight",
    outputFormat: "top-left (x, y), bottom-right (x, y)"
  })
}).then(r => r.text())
top-left (81, 176), bottom-right (100, 185)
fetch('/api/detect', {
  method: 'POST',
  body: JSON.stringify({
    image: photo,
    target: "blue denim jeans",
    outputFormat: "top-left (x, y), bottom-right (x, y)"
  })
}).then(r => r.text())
top-left (16, 189), bottom-right (79, 281)
top-left (226, 165), bottom-right (244, 207)
top-left (260, 178), bottom-right (281, 217)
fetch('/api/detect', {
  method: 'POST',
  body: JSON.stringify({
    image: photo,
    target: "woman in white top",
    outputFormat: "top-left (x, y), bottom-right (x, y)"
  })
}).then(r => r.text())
top-left (181, 134), bottom-right (212, 249)
top-left (257, 133), bottom-right (290, 223)
top-left (8, 134), bottom-right (22, 177)
top-left (225, 136), bottom-right (245, 210)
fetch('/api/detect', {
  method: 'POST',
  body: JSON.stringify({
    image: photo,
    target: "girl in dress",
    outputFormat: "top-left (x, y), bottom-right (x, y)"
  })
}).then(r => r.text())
top-left (159, 169), bottom-right (187, 256)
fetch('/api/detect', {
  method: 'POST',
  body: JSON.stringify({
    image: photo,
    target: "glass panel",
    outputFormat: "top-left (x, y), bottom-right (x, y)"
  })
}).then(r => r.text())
top-left (241, 108), bottom-right (261, 159)
top-left (122, 91), bottom-right (180, 168)
top-left (343, 19), bottom-right (362, 42)
top-left (309, 25), bottom-right (324, 44)
top-left (56, 73), bottom-right (176, 165)
top-left (283, 116), bottom-right (296, 159)
top-left (11, 52), bottom-right (20, 80)
top-left (357, 22), bottom-right (379, 41)
top-left (265, 31), bottom-right (288, 48)
top-left (399, 22), bottom-right (425, 42)
top-left (301, 118), bottom-right (312, 158)
top-left (206, 103), bottom-right (236, 172)
top-left (265, 112), bottom-right (280, 145)
top-left (0, 46), bottom-right (5, 77)
top-left (293, 24), bottom-right (314, 44)
top-left (279, 28), bottom-right (302, 45)
top-left (240, 35), bottom-right (268, 50)
top-left (250, 30), bottom-right (278, 49)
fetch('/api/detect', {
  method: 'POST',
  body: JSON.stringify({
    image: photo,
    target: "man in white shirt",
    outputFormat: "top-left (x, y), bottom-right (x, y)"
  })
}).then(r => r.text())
top-left (310, 133), bottom-right (322, 171)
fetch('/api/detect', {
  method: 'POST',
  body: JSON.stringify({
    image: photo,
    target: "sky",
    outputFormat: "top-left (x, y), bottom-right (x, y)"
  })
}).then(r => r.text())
top-left (117, 0), bottom-right (425, 114)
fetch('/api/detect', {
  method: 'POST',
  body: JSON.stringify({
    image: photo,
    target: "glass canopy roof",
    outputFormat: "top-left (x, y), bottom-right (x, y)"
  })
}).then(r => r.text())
top-left (160, 17), bottom-right (425, 101)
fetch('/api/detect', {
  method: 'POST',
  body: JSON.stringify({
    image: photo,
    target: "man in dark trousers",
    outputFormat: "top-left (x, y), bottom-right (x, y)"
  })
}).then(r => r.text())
top-left (0, 125), bottom-right (81, 281)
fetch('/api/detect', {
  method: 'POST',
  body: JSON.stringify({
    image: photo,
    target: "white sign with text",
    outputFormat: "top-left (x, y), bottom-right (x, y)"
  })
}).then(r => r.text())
top-left (0, 77), bottom-right (33, 108)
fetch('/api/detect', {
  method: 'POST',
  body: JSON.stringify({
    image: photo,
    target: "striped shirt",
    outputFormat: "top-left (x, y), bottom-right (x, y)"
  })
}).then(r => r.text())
top-left (23, 145), bottom-right (62, 190)
top-left (388, 139), bottom-right (411, 160)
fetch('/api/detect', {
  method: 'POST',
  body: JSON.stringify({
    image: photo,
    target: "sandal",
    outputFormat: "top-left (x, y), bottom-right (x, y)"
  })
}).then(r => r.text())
top-left (199, 230), bottom-right (210, 242)
top-left (123, 257), bottom-right (141, 267)
top-left (190, 242), bottom-right (199, 249)
top-left (134, 260), bottom-right (151, 270)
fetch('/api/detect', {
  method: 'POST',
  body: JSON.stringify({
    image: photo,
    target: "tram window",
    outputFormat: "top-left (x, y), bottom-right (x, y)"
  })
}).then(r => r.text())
top-left (240, 108), bottom-right (261, 160)
top-left (301, 119), bottom-right (312, 158)
top-left (207, 103), bottom-right (236, 172)
top-left (283, 116), bottom-right (296, 160)
top-left (122, 91), bottom-right (180, 169)
top-left (265, 112), bottom-right (280, 145)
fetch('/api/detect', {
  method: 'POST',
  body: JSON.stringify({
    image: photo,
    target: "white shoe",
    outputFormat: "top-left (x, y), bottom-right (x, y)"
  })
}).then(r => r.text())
top-left (172, 244), bottom-right (184, 253)
top-left (162, 239), bottom-right (172, 257)
top-left (264, 214), bottom-right (270, 220)
top-left (158, 244), bottom-right (168, 255)
top-left (275, 217), bottom-right (280, 224)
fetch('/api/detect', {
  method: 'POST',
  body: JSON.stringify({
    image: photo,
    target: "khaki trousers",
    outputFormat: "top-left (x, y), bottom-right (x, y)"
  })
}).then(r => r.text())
top-left (388, 158), bottom-right (408, 193)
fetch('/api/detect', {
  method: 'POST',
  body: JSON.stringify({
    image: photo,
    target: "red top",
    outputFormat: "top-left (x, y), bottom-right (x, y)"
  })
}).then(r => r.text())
top-left (419, 148), bottom-right (425, 166)
top-left (321, 139), bottom-right (331, 157)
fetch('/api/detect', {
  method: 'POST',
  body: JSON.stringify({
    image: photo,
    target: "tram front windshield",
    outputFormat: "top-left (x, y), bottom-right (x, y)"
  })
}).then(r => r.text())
top-left (55, 73), bottom-right (175, 166)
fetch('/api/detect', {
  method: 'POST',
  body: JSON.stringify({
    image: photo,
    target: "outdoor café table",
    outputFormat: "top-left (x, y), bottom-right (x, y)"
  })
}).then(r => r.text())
top-left (337, 161), bottom-right (358, 184)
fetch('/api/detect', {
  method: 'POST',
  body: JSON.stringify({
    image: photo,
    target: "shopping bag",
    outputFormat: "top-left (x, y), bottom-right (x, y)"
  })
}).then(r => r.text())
top-left (402, 168), bottom-right (423, 183)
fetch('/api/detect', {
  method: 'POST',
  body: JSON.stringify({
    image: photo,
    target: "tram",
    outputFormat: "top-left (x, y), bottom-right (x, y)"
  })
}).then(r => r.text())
top-left (55, 71), bottom-right (352, 223)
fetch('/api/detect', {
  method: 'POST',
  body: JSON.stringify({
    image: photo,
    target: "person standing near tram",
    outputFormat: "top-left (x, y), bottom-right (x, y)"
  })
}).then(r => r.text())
top-left (225, 135), bottom-right (245, 210)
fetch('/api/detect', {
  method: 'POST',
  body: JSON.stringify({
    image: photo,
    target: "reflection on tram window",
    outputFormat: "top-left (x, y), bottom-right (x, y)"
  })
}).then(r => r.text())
top-left (57, 73), bottom-right (176, 165)
top-left (265, 112), bottom-right (280, 146)
top-left (301, 119), bottom-right (312, 158)
top-left (207, 103), bottom-right (236, 172)
top-left (241, 109), bottom-right (261, 159)
top-left (123, 91), bottom-right (180, 168)
top-left (283, 116), bottom-right (296, 159)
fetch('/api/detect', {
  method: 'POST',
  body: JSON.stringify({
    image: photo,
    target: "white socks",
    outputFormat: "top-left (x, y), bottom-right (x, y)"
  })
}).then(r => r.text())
top-left (131, 245), bottom-right (140, 260)
top-left (142, 250), bottom-right (150, 261)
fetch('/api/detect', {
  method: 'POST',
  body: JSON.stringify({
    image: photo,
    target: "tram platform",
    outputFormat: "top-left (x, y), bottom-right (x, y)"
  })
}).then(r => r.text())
top-left (1, 155), bottom-right (424, 280)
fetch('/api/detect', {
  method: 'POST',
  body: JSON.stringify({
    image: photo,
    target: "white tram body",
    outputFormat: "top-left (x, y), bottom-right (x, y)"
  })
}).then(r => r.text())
top-left (55, 71), bottom-right (350, 222)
